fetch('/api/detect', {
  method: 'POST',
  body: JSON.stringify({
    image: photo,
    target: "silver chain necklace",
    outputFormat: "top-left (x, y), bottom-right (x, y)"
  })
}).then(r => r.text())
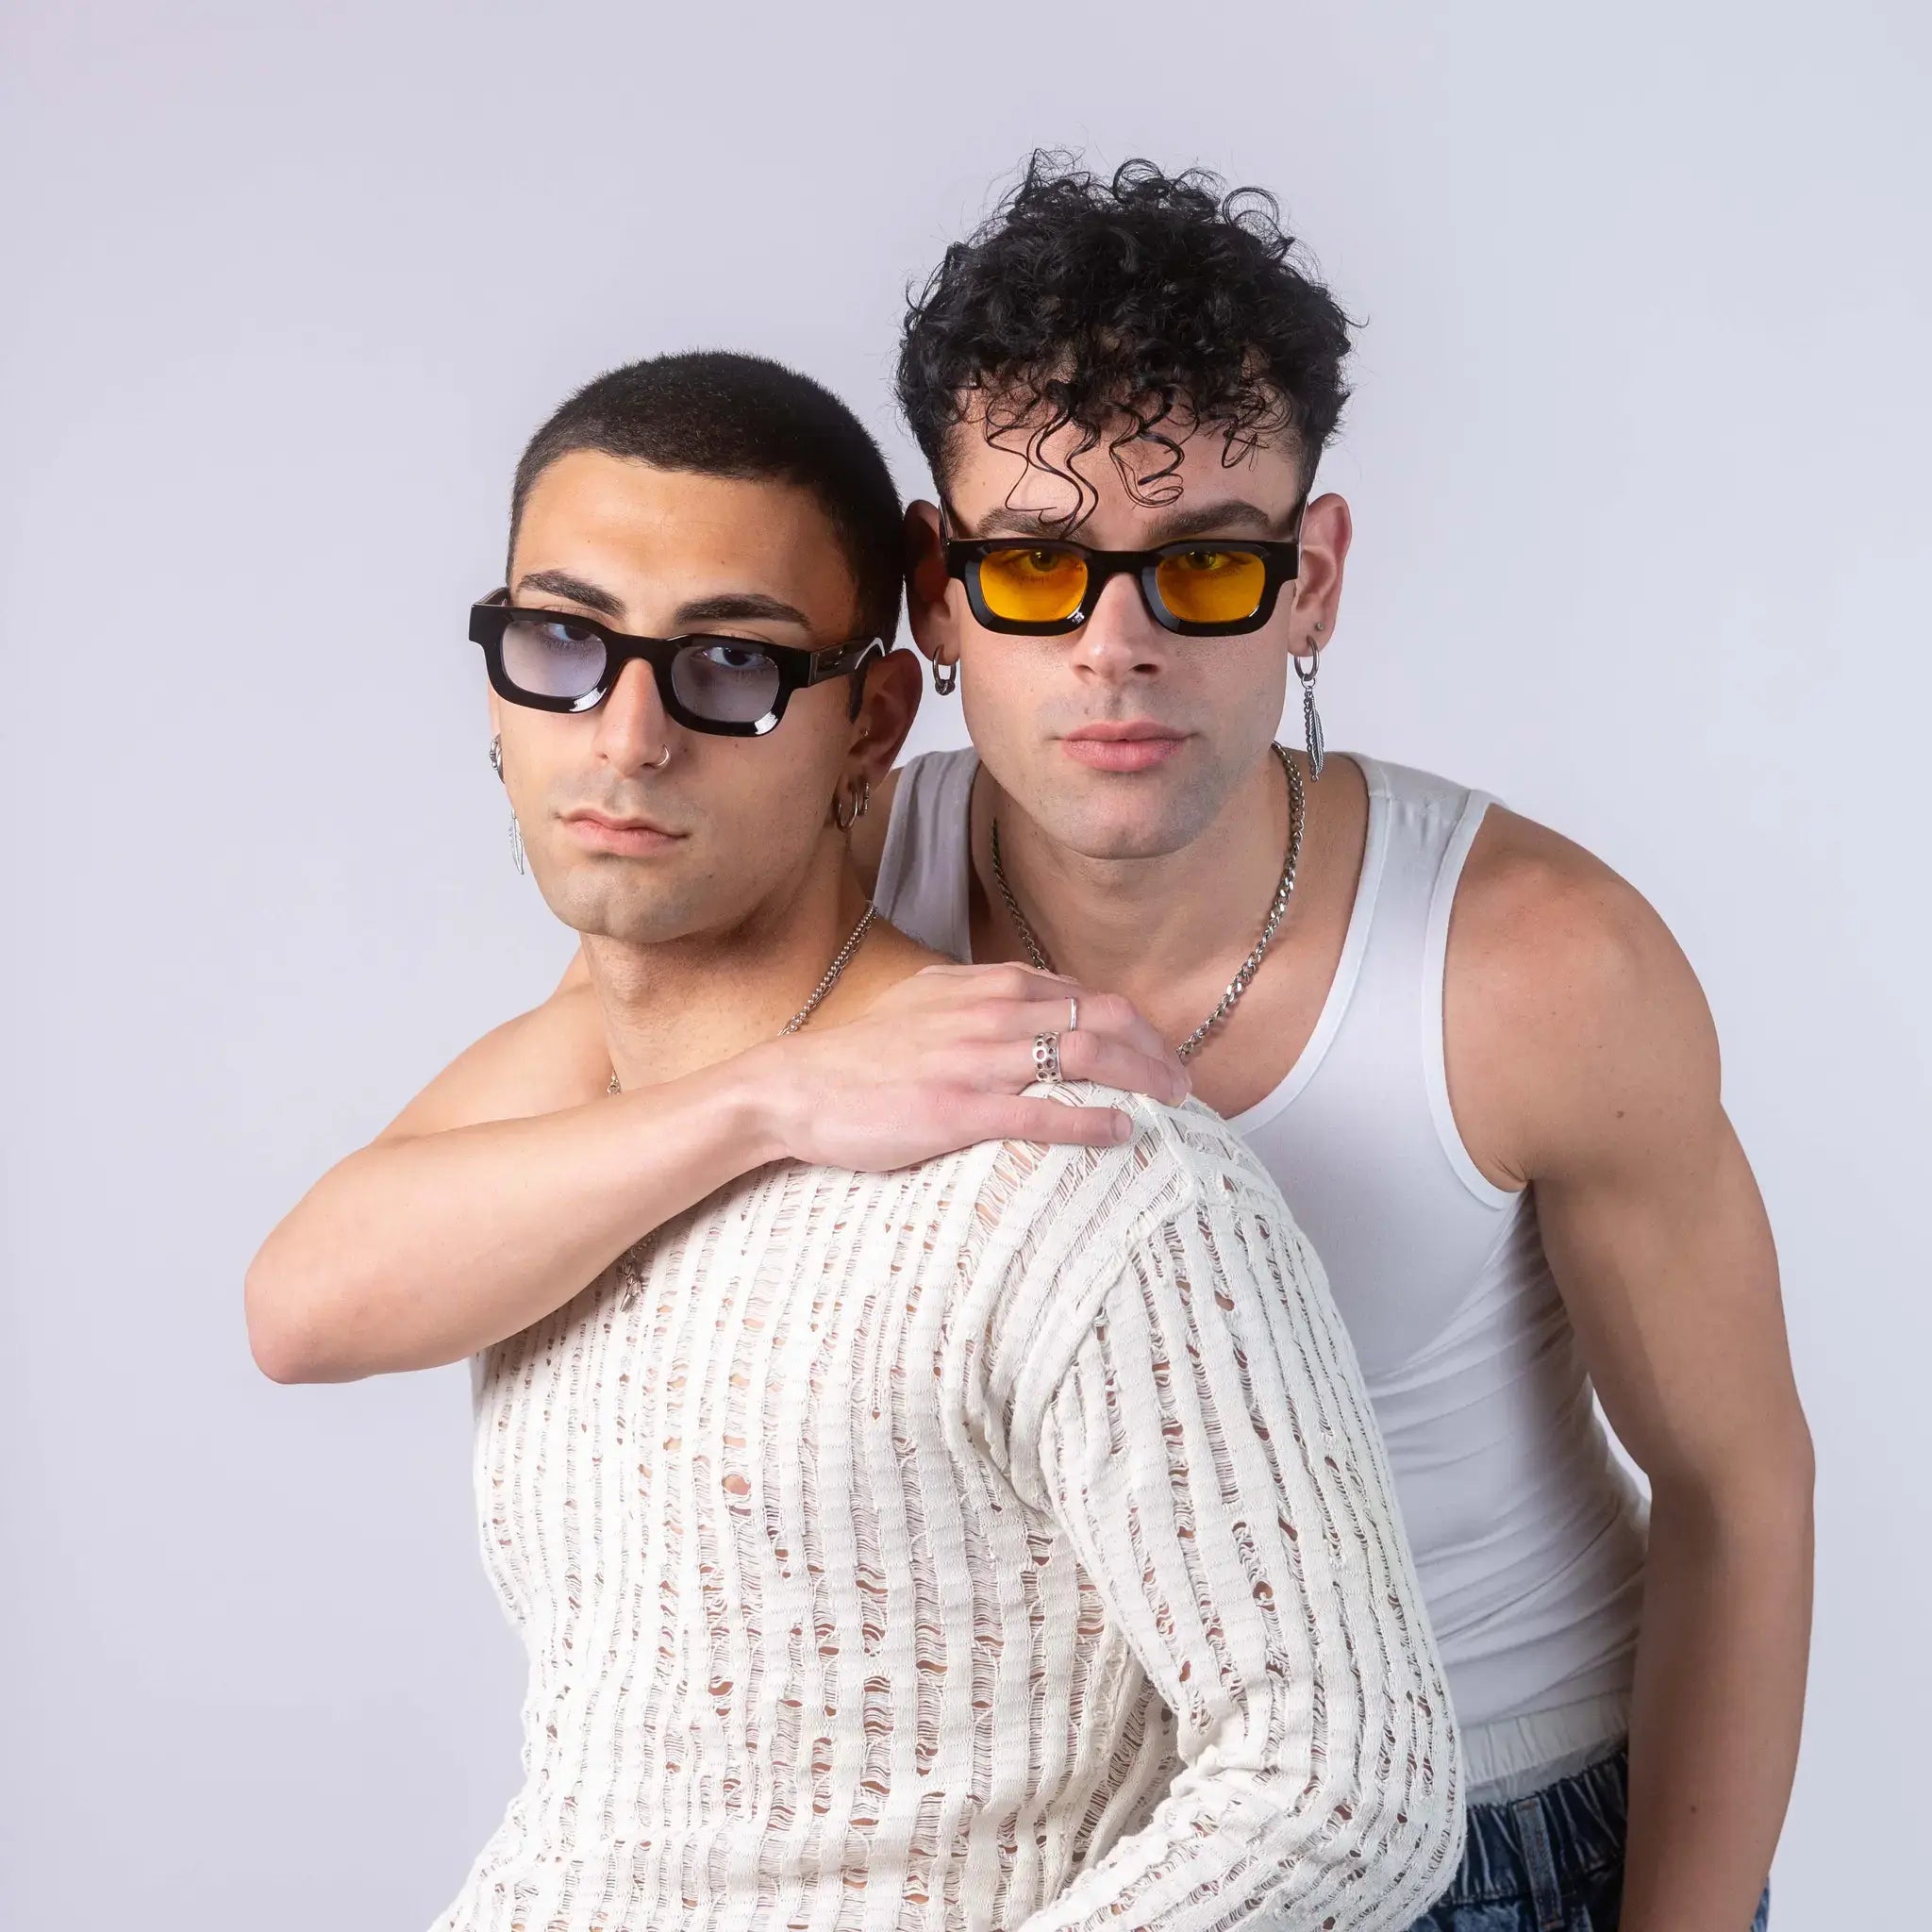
top-left (606, 902), bottom-right (878, 1097)
top-left (990, 742), bottom-right (1307, 1064)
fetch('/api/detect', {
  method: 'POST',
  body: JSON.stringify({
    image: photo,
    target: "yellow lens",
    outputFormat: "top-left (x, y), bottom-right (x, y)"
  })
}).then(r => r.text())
top-left (1154, 547), bottom-right (1267, 625)
top-left (975, 546), bottom-right (1088, 624)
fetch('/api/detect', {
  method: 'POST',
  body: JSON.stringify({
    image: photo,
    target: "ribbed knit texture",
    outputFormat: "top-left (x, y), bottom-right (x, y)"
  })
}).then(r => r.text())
top-left (433, 1085), bottom-right (1463, 1932)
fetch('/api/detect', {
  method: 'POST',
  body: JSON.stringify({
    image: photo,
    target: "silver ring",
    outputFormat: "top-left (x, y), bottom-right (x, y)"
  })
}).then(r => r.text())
top-left (1033, 1031), bottom-right (1063, 1084)
top-left (1067, 995), bottom-right (1079, 1035)
top-left (649, 745), bottom-right (672, 770)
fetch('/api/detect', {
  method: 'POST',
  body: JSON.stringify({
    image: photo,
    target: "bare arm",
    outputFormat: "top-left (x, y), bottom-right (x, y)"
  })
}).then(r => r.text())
top-left (244, 957), bottom-right (1184, 1385)
top-left (243, 986), bottom-right (781, 1383)
top-left (1448, 814), bottom-right (1813, 1931)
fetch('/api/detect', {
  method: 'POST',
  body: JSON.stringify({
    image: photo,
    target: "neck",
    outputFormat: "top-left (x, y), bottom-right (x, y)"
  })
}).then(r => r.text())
top-left (977, 748), bottom-right (1302, 1018)
top-left (585, 837), bottom-right (875, 1089)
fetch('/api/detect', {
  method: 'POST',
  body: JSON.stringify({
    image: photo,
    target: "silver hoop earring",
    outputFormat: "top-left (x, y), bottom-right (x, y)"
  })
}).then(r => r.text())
top-left (1292, 630), bottom-right (1326, 780)
top-left (489, 734), bottom-right (503, 781)
top-left (830, 774), bottom-right (869, 832)
top-left (932, 656), bottom-right (958, 697)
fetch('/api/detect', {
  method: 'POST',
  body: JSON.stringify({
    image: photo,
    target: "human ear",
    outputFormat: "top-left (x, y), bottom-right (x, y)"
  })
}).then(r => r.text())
top-left (1288, 491), bottom-right (1354, 646)
top-left (903, 500), bottom-right (962, 674)
top-left (848, 647), bottom-right (924, 780)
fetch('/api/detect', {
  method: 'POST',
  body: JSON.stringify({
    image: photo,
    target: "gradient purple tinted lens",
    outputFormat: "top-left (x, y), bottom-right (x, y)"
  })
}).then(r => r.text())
top-left (502, 614), bottom-right (606, 700)
top-left (670, 641), bottom-right (781, 724)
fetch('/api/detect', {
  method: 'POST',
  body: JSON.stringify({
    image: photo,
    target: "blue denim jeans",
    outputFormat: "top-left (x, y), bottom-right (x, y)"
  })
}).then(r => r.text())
top-left (1407, 1744), bottom-right (1771, 1931)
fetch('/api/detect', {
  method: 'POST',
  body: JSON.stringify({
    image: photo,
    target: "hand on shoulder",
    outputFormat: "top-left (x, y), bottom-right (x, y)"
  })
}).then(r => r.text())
top-left (758, 963), bottom-right (1187, 1171)
top-left (531, 877), bottom-right (1190, 1176)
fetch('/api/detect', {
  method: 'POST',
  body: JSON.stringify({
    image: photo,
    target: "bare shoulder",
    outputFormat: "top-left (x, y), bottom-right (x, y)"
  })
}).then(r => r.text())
top-left (372, 979), bottom-right (612, 1142)
top-left (1453, 805), bottom-right (1708, 1027)
top-left (1445, 805), bottom-right (1720, 1182)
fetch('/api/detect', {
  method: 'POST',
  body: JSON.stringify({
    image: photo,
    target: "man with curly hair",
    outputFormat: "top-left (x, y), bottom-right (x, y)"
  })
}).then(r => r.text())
top-left (854, 156), bottom-right (1805, 1932)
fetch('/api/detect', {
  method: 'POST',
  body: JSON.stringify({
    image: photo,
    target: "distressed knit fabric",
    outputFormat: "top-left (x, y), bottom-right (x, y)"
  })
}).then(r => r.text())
top-left (432, 1084), bottom-right (1463, 1932)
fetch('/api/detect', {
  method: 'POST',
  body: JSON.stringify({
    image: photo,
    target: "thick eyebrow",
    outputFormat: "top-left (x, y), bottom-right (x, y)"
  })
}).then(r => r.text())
top-left (668, 591), bottom-right (812, 630)
top-left (511, 573), bottom-right (813, 633)
top-left (512, 569), bottom-right (625, 618)
top-left (967, 498), bottom-right (1289, 543)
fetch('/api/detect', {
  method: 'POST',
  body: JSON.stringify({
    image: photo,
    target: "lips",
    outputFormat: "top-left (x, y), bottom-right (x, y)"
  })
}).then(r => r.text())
top-left (1059, 724), bottom-right (1188, 774)
top-left (563, 809), bottom-right (684, 855)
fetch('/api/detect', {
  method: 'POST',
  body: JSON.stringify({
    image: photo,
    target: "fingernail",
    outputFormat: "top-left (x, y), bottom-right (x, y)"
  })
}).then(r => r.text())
top-left (1112, 1111), bottom-right (1132, 1142)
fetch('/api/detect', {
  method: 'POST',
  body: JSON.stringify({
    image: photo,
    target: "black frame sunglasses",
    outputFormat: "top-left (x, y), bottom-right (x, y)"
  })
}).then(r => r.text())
top-left (468, 590), bottom-right (884, 738)
top-left (941, 496), bottom-right (1308, 638)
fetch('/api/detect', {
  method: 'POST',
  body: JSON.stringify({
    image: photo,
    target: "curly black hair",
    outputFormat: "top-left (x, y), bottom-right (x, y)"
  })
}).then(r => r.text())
top-left (897, 152), bottom-right (1357, 528)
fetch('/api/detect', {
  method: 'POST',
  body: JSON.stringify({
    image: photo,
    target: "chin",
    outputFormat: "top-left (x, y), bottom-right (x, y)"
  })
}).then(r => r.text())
top-left (1041, 785), bottom-right (1218, 863)
top-left (538, 865), bottom-right (698, 946)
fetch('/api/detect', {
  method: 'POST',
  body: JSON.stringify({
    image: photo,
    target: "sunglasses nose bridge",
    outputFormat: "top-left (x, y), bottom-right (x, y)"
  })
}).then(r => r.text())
top-left (593, 651), bottom-right (678, 766)
top-left (1072, 558), bottom-right (1174, 663)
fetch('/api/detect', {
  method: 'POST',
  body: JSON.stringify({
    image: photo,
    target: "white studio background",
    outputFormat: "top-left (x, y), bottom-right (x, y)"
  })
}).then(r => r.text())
top-left (2, 4), bottom-right (1924, 1925)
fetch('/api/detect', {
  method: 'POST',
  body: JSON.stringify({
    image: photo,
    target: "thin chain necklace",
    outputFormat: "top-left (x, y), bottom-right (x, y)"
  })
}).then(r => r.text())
top-left (990, 742), bottom-right (1307, 1063)
top-left (605, 901), bottom-right (877, 1097)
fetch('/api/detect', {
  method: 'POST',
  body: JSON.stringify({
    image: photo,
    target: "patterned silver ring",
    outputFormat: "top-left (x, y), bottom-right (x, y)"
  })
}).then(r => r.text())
top-left (1033, 1031), bottom-right (1063, 1084)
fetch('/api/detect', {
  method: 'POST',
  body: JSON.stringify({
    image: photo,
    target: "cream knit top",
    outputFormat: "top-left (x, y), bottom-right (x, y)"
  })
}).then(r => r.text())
top-left (432, 1085), bottom-right (1463, 1932)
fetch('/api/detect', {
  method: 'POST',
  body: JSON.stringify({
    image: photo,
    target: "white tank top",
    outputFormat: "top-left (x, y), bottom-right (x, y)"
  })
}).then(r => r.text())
top-left (874, 747), bottom-right (1648, 1799)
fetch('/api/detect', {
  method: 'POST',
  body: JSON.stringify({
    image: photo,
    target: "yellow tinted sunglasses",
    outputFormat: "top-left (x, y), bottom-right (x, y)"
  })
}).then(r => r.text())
top-left (941, 498), bottom-right (1307, 637)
